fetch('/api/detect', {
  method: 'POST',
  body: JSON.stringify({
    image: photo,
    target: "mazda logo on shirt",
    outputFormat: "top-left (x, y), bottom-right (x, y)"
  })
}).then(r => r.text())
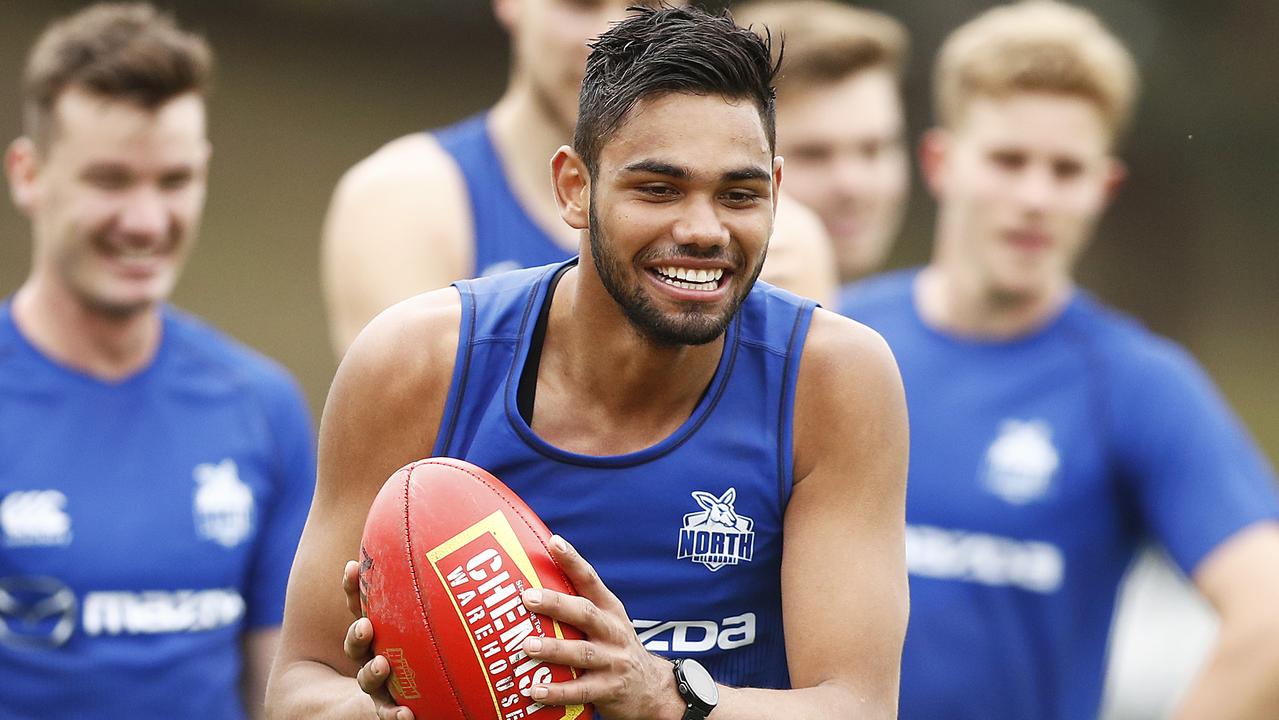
top-left (0, 576), bottom-right (78, 650)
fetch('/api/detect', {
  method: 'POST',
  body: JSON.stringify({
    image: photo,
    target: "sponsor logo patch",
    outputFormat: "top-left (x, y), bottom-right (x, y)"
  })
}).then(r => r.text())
top-left (677, 489), bottom-right (755, 572)
top-left (0, 576), bottom-right (78, 649)
top-left (1, 490), bottom-right (72, 547)
top-left (427, 511), bottom-right (584, 720)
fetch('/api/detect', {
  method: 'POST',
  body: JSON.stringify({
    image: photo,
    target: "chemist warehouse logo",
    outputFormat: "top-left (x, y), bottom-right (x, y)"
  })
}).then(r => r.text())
top-left (677, 489), bottom-right (754, 572)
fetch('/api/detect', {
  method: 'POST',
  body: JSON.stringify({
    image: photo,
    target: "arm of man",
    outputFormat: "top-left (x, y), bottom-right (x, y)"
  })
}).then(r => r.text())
top-left (759, 191), bottom-right (838, 307)
top-left (265, 288), bottom-right (461, 719)
top-left (1110, 341), bottom-right (1279, 719)
top-left (321, 134), bottom-right (474, 359)
top-left (242, 628), bottom-right (280, 720)
top-left (1174, 522), bottom-right (1279, 719)
top-left (519, 309), bottom-right (910, 719)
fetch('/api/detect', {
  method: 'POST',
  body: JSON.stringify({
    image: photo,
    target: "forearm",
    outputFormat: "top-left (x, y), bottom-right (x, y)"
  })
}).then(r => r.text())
top-left (708, 681), bottom-right (894, 720)
top-left (266, 660), bottom-right (376, 720)
top-left (1172, 625), bottom-right (1279, 719)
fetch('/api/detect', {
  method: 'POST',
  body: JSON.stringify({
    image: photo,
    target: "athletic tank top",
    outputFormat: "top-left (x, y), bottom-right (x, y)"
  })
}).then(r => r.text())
top-left (432, 114), bottom-right (573, 278)
top-left (434, 260), bottom-right (815, 698)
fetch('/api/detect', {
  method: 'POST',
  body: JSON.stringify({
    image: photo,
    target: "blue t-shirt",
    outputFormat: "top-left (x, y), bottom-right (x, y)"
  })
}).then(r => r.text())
top-left (0, 302), bottom-right (316, 719)
top-left (840, 270), bottom-right (1279, 720)
top-left (433, 261), bottom-right (815, 708)
top-left (433, 114), bottom-right (574, 278)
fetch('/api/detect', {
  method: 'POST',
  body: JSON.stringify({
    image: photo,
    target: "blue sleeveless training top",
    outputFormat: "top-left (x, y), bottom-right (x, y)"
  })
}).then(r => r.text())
top-left (432, 114), bottom-right (573, 278)
top-left (434, 260), bottom-right (815, 698)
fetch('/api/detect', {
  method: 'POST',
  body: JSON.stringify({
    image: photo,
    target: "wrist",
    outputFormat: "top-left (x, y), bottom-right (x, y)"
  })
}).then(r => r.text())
top-left (670, 657), bottom-right (719, 720)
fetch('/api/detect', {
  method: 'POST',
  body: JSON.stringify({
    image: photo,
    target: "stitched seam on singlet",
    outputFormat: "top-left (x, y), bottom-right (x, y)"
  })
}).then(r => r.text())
top-left (440, 286), bottom-right (478, 455)
top-left (470, 335), bottom-right (521, 345)
top-left (399, 461), bottom-right (471, 718)
top-left (776, 301), bottom-right (814, 504)
top-left (737, 337), bottom-right (790, 359)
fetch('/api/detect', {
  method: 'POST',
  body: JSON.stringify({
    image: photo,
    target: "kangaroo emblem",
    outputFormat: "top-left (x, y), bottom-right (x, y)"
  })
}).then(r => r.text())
top-left (678, 488), bottom-right (755, 571)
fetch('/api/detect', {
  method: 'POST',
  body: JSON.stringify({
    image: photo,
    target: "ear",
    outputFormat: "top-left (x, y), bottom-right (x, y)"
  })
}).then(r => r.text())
top-left (5, 137), bottom-right (42, 215)
top-left (771, 155), bottom-right (784, 219)
top-left (551, 145), bottom-right (590, 231)
top-left (493, 0), bottom-right (519, 34)
top-left (1102, 157), bottom-right (1127, 205)
top-left (918, 128), bottom-right (950, 199)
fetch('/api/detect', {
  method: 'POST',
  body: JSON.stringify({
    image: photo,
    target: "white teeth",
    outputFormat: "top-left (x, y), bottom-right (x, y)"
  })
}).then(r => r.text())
top-left (656, 266), bottom-right (724, 284)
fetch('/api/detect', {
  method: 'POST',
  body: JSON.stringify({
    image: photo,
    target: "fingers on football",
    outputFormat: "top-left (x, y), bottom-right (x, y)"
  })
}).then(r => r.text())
top-left (521, 587), bottom-right (613, 639)
top-left (547, 534), bottom-right (625, 615)
top-left (344, 616), bottom-right (374, 662)
top-left (521, 636), bottom-right (609, 671)
top-left (343, 559), bottom-right (362, 618)
top-left (523, 674), bottom-right (614, 708)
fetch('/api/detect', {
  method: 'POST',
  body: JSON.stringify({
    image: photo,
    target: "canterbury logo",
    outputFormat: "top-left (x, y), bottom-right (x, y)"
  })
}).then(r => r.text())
top-left (677, 489), bottom-right (755, 571)
top-left (1, 491), bottom-right (72, 547)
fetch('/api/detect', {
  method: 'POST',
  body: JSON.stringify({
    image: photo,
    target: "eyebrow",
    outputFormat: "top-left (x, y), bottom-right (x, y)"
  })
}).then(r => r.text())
top-left (621, 160), bottom-right (771, 184)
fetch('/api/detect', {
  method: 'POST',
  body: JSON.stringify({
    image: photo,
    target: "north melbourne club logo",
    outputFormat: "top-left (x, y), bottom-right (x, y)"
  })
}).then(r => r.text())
top-left (193, 459), bottom-right (255, 548)
top-left (982, 420), bottom-right (1060, 505)
top-left (677, 489), bottom-right (755, 572)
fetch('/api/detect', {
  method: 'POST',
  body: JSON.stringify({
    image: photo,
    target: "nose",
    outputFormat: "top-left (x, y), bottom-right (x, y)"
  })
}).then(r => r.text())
top-left (1013, 166), bottom-right (1055, 213)
top-left (117, 186), bottom-right (169, 238)
top-left (671, 197), bottom-right (730, 249)
top-left (832, 154), bottom-right (872, 197)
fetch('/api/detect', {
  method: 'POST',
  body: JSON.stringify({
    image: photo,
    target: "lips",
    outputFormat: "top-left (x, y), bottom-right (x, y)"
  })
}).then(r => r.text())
top-left (1005, 229), bottom-right (1052, 251)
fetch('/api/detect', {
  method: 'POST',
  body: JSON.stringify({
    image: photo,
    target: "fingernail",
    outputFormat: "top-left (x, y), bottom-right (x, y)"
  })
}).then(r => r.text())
top-left (523, 588), bottom-right (542, 605)
top-left (524, 637), bottom-right (543, 653)
top-left (532, 686), bottom-right (549, 700)
top-left (551, 535), bottom-right (568, 553)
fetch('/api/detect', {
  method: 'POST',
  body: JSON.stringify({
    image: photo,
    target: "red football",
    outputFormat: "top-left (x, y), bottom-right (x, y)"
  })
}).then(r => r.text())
top-left (359, 457), bottom-right (590, 720)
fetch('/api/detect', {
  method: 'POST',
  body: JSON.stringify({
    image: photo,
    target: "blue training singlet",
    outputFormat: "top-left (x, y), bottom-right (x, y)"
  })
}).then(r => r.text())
top-left (433, 114), bottom-right (573, 278)
top-left (433, 260), bottom-right (815, 701)
top-left (840, 269), bottom-right (1279, 720)
top-left (0, 302), bottom-right (316, 719)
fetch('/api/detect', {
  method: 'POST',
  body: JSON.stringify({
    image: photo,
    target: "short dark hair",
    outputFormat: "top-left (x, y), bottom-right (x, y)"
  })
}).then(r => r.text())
top-left (22, 2), bottom-right (214, 149)
top-left (573, 4), bottom-right (781, 175)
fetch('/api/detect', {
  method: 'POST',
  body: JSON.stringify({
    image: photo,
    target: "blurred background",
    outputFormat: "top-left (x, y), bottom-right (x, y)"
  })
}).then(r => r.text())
top-left (1, 1), bottom-right (1274, 718)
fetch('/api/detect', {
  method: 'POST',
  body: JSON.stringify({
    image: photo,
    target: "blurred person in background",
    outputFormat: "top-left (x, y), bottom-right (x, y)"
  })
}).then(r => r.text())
top-left (735, 0), bottom-right (911, 289)
top-left (321, 0), bottom-right (836, 358)
top-left (0, 4), bottom-right (315, 718)
top-left (840, 1), bottom-right (1279, 718)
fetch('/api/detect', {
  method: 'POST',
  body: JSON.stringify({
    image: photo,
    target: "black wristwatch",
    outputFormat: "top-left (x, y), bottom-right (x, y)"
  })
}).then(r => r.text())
top-left (672, 658), bottom-right (719, 719)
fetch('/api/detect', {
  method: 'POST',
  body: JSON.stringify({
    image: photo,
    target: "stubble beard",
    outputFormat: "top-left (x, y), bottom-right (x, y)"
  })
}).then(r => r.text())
top-left (587, 197), bottom-right (761, 347)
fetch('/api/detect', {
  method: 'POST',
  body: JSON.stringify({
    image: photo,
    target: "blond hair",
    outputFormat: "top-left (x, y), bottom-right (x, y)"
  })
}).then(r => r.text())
top-left (22, 2), bottom-right (213, 148)
top-left (935, 0), bottom-right (1138, 138)
top-left (734, 0), bottom-right (907, 93)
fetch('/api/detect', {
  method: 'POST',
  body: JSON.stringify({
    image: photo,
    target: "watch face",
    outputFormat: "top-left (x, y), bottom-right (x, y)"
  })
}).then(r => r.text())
top-left (681, 659), bottom-right (719, 705)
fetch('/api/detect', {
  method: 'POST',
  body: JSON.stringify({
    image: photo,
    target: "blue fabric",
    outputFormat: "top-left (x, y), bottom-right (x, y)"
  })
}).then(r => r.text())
top-left (840, 269), bottom-right (1279, 720)
top-left (432, 114), bottom-right (573, 278)
top-left (434, 261), bottom-right (815, 709)
top-left (0, 302), bottom-right (316, 719)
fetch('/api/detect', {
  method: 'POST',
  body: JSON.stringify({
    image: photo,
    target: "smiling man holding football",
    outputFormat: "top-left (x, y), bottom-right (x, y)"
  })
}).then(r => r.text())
top-left (267, 6), bottom-right (908, 720)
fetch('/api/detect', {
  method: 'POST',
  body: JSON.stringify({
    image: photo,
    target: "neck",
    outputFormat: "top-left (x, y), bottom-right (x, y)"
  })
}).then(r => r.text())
top-left (11, 276), bottom-right (163, 381)
top-left (914, 264), bottom-right (1073, 340)
top-left (543, 265), bottom-right (724, 423)
top-left (489, 85), bottom-right (582, 250)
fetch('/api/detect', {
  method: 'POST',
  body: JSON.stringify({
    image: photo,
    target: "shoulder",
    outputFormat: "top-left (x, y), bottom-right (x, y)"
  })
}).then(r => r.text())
top-left (165, 309), bottom-right (297, 390)
top-left (1062, 295), bottom-right (1206, 384)
top-left (792, 308), bottom-right (906, 480)
top-left (330, 132), bottom-right (469, 218)
top-left (163, 309), bottom-right (309, 418)
top-left (329, 287), bottom-right (463, 422)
